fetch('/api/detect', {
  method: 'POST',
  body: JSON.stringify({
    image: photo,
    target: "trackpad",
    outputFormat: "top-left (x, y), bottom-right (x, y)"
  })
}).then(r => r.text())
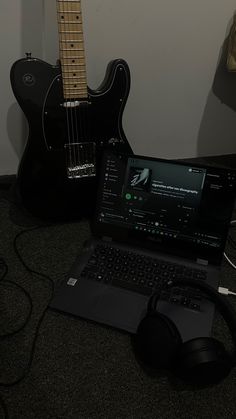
top-left (50, 279), bottom-right (148, 333)
top-left (91, 285), bottom-right (148, 332)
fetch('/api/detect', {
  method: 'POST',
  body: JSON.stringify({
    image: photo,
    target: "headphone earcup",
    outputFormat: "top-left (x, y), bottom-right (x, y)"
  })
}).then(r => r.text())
top-left (174, 337), bottom-right (233, 384)
top-left (133, 312), bottom-right (182, 369)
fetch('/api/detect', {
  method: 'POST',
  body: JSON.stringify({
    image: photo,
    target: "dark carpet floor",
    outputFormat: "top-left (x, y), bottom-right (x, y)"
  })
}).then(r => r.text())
top-left (1, 154), bottom-right (236, 419)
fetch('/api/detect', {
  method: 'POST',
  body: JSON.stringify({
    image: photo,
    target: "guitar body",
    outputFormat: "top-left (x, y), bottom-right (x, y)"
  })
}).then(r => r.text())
top-left (10, 57), bottom-right (133, 220)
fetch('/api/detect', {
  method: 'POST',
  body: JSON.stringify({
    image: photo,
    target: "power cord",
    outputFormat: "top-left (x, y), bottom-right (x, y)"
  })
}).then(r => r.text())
top-left (0, 395), bottom-right (9, 419)
top-left (224, 220), bottom-right (236, 270)
top-left (218, 286), bottom-right (236, 296)
top-left (0, 258), bottom-right (33, 339)
top-left (220, 219), bottom-right (236, 297)
top-left (0, 224), bottom-right (55, 419)
top-left (223, 252), bottom-right (236, 271)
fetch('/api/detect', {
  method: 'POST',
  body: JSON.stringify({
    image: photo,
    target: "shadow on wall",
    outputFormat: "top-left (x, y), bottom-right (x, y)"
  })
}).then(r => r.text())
top-left (7, 0), bottom-right (43, 162)
top-left (197, 24), bottom-right (236, 157)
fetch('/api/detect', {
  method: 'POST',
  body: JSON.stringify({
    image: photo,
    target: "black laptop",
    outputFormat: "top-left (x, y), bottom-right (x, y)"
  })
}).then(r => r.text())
top-left (50, 152), bottom-right (236, 340)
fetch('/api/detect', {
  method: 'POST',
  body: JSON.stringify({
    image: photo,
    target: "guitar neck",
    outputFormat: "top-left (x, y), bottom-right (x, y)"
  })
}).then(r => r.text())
top-left (56, 0), bottom-right (88, 100)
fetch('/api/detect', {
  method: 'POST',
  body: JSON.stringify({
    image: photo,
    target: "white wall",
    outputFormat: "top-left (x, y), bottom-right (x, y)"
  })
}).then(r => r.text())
top-left (1, 0), bottom-right (236, 176)
top-left (0, 0), bottom-right (43, 175)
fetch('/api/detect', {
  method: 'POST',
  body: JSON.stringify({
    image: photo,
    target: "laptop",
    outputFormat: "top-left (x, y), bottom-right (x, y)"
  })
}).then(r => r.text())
top-left (50, 152), bottom-right (236, 341)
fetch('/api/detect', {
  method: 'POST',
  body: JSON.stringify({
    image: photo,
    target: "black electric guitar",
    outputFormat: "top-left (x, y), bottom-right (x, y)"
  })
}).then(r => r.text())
top-left (10, 0), bottom-right (133, 221)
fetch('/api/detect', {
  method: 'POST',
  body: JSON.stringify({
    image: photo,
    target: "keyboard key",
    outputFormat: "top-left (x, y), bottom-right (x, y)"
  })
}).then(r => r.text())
top-left (80, 243), bottom-right (207, 309)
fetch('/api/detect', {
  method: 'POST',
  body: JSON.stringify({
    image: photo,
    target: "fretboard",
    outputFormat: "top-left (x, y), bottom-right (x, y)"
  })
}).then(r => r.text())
top-left (56, 0), bottom-right (88, 100)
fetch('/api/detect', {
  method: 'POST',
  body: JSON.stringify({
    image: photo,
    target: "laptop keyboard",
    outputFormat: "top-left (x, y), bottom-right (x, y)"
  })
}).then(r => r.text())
top-left (80, 243), bottom-right (207, 310)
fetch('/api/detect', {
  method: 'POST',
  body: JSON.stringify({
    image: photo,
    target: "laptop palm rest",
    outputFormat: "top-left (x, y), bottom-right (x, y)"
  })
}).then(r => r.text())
top-left (51, 279), bottom-right (148, 333)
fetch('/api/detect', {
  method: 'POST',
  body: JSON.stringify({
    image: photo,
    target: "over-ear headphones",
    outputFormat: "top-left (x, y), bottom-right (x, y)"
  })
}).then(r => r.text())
top-left (132, 279), bottom-right (236, 385)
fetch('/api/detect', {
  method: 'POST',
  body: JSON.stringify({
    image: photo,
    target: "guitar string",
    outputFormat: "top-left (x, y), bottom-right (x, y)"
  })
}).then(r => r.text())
top-left (70, 0), bottom-right (83, 175)
top-left (80, 0), bottom-right (91, 174)
top-left (67, 0), bottom-right (92, 177)
top-left (80, 0), bottom-right (93, 173)
top-left (66, 0), bottom-right (78, 174)
top-left (82, 3), bottom-right (90, 171)
top-left (74, 0), bottom-right (92, 174)
top-left (58, 0), bottom-right (73, 174)
top-left (62, 0), bottom-right (77, 176)
top-left (62, 1), bottom-right (92, 178)
top-left (74, 0), bottom-right (82, 172)
top-left (77, 0), bottom-right (86, 172)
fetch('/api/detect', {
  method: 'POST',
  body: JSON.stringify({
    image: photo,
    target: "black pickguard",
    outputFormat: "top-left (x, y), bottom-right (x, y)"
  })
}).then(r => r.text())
top-left (10, 57), bottom-right (133, 220)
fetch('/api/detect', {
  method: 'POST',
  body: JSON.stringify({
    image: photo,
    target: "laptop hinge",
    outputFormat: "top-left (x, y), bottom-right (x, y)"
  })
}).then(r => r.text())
top-left (196, 258), bottom-right (208, 266)
top-left (102, 236), bottom-right (112, 242)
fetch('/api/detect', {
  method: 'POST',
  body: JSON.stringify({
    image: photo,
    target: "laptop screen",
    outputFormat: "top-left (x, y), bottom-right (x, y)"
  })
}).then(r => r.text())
top-left (93, 152), bottom-right (236, 265)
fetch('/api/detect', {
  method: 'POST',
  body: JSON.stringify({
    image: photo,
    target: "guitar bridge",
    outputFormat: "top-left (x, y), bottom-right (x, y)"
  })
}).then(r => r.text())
top-left (65, 142), bottom-right (96, 179)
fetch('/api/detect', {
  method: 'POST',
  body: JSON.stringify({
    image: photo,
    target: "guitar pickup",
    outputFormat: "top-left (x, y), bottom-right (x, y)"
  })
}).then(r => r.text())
top-left (65, 141), bottom-right (96, 179)
top-left (67, 163), bottom-right (96, 179)
top-left (61, 100), bottom-right (89, 108)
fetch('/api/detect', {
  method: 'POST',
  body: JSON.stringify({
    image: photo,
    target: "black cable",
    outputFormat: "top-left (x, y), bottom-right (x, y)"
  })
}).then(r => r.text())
top-left (0, 259), bottom-right (33, 339)
top-left (224, 220), bottom-right (236, 268)
top-left (0, 224), bottom-right (56, 419)
top-left (0, 394), bottom-right (9, 419)
top-left (0, 225), bottom-right (55, 386)
top-left (12, 225), bottom-right (54, 284)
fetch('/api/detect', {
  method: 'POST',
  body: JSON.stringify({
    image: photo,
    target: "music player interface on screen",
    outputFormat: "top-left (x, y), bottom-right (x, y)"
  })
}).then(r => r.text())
top-left (98, 154), bottom-right (236, 249)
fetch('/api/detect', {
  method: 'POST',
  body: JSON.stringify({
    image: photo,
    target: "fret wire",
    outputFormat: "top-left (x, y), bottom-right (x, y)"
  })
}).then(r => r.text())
top-left (58, 22), bottom-right (82, 26)
top-left (59, 30), bottom-right (83, 34)
top-left (64, 93), bottom-right (87, 95)
top-left (63, 77), bottom-right (86, 80)
top-left (58, 20), bottom-right (81, 25)
top-left (61, 69), bottom-right (86, 73)
top-left (57, 10), bottom-right (80, 13)
top-left (62, 69), bottom-right (86, 72)
top-left (61, 48), bottom-right (84, 51)
top-left (60, 38), bottom-right (84, 42)
top-left (60, 42), bottom-right (84, 45)
top-left (64, 91), bottom-right (86, 95)
top-left (61, 63), bottom-right (85, 66)
top-left (60, 39), bottom-right (84, 42)
top-left (64, 82), bottom-right (86, 85)
top-left (58, 0), bottom-right (79, 2)
top-left (61, 55), bottom-right (84, 58)
top-left (61, 57), bottom-right (84, 60)
top-left (64, 90), bottom-right (87, 93)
